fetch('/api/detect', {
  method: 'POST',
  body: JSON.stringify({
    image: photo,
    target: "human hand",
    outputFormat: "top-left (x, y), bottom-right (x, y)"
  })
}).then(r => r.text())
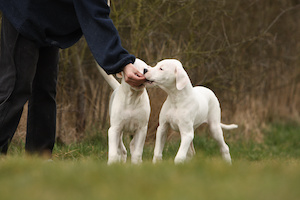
top-left (123, 63), bottom-right (146, 88)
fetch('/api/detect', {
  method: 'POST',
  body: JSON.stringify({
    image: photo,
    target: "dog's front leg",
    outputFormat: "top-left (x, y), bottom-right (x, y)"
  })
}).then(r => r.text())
top-left (130, 126), bottom-right (148, 164)
top-left (174, 127), bottom-right (194, 164)
top-left (153, 123), bottom-right (169, 163)
top-left (108, 126), bottom-right (122, 165)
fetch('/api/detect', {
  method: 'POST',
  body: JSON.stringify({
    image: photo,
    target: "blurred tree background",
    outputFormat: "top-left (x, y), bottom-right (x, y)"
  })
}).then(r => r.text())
top-left (13, 0), bottom-right (300, 144)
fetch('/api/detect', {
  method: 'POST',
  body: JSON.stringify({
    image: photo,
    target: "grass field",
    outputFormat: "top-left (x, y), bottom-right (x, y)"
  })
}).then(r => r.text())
top-left (1, 123), bottom-right (299, 200)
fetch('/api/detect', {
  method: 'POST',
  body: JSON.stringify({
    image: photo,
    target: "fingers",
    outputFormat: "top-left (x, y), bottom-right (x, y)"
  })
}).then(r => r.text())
top-left (123, 63), bottom-right (146, 88)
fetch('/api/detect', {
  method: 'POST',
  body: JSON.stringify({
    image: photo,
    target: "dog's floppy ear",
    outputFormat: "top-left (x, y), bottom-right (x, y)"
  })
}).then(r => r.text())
top-left (175, 61), bottom-right (189, 90)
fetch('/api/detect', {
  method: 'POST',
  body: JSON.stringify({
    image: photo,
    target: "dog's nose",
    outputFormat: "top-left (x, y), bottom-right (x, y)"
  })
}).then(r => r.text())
top-left (143, 68), bottom-right (148, 74)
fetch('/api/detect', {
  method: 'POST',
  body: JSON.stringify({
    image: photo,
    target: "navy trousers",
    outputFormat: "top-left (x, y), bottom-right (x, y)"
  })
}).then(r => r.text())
top-left (0, 17), bottom-right (59, 155)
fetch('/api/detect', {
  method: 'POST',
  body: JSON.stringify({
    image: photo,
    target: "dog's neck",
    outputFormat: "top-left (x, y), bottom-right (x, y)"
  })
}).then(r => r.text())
top-left (120, 79), bottom-right (145, 105)
top-left (162, 81), bottom-right (193, 105)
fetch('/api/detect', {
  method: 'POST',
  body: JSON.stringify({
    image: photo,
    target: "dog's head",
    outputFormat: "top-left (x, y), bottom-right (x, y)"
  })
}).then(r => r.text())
top-left (133, 58), bottom-right (150, 75)
top-left (144, 59), bottom-right (190, 91)
top-left (117, 58), bottom-right (150, 91)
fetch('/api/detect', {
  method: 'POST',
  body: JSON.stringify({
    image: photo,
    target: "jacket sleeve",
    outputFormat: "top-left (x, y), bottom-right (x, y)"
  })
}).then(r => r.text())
top-left (73, 0), bottom-right (135, 74)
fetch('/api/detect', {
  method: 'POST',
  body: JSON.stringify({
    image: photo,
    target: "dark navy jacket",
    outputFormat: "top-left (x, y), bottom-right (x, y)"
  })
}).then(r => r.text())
top-left (0, 0), bottom-right (135, 74)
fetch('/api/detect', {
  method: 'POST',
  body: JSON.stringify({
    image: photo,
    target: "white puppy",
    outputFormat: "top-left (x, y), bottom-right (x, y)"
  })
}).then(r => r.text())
top-left (96, 59), bottom-right (151, 165)
top-left (144, 59), bottom-right (237, 164)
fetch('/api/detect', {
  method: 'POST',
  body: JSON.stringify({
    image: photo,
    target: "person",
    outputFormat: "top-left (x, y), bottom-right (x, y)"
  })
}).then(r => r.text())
top-left (0, 0), bottom-right (146, 157)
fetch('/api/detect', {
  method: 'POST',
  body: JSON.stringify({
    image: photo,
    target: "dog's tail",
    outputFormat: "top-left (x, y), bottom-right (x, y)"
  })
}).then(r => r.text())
top-left (95, 62), bottom-right (120, 90)
top-left (221, 123), bottom-right (238, 130)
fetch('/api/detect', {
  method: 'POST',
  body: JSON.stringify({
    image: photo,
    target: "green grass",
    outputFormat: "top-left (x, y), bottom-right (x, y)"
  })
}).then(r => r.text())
top-left (1, 123), bottom-right (300, 200)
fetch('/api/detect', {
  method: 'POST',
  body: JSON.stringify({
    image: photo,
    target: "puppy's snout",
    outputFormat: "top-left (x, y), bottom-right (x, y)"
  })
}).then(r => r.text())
top-left (143, 68), bottom-right (148, 74)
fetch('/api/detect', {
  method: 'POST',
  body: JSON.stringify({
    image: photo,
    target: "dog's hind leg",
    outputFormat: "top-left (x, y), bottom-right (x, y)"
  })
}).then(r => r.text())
top-left (130, 126), bottom-right (148, 164)
top-left (186, 142), bottom-right (196, 161)
top-left (118, 133), bottom-right (127, 163)
top-left (153, 123), bottom-right (169, 163)
top-left (129, 135), bottom-right (136, 157)
top-left (209, 123), bottom-right (232, 164)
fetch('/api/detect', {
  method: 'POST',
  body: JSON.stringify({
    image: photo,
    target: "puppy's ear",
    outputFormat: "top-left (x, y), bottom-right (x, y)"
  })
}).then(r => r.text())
top-left (116, 72), bottom-right (123, 78)
top-left (175, 61), bottom-right (189, 90)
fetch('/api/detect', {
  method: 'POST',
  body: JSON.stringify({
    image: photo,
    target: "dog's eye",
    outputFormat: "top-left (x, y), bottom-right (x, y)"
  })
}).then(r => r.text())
top-left (159, 67), bottom-right (163, 71)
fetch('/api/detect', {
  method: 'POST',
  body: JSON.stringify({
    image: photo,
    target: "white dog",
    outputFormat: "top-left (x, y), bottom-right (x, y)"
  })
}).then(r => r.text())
top-left (144, 59), bottom-right (237, 164)
top-left (96, 59), bottom-right (151, 165)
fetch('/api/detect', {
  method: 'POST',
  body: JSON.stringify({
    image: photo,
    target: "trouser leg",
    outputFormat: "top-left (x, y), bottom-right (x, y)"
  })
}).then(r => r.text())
top-left (0, 17), bottom-right (39, 154)
top-left (25, 46), bottom-right (59, 155)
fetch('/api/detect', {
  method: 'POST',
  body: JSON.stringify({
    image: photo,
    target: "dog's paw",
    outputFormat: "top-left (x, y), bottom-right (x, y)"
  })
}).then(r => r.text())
top-left (121, 155), bottom-right (127, 164)
top-left (222, 154), bottom-right (232, 165)
top-left (107, 155), bottom-right (121, 165)
top-left (174, 156), bottom-right (186, 165)
top-left (131, 155), bottom-right (142, 165)
top-left (152, 156), bottom-right (162, 164)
